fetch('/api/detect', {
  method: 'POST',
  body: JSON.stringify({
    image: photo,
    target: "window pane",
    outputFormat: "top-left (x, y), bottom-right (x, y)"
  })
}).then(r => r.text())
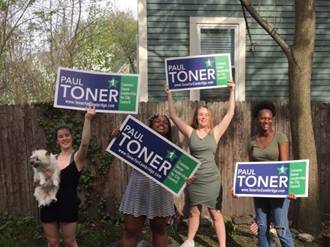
top-left (200, 28), bottom-right (235, 101)
top-left (201, 28), bottom-right (234, 64)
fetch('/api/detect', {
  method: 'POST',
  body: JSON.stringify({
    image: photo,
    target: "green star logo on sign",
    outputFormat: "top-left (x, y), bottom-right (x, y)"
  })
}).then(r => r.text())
top-left (166, 150), bottom-right (178, 161)
top-left (108, 78), bottom-right (117, 88)
top-left (277, 165), bottom-right (288, 175)
top-left (204, 59), bottom-right (214, 68)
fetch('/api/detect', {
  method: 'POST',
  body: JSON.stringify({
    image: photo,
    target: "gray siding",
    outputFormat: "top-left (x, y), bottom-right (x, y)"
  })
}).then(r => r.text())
top-left (145, 0), bottom-right (330, 102)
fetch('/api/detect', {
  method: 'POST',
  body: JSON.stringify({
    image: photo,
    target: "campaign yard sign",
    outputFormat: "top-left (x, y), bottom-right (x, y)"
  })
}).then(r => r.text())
top-left (233, 160), bottom-right (309, 198)
top-left (106, 115), bottom-right (201, 196)
top-left (54, 67), bottom-right (139, 114)
top-left (165, 53), bottom-right (232, 91)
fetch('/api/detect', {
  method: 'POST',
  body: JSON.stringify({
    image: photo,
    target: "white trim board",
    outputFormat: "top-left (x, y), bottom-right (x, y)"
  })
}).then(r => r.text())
top-left (138, 0), bottom-right (148, 102)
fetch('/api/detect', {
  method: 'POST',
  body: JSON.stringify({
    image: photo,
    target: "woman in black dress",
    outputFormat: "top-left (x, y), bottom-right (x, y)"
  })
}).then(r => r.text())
top-left (39, 105), bottom-right (95, 247)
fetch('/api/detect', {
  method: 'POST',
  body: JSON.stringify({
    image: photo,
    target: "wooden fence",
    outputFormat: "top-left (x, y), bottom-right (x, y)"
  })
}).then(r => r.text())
top-left (0, 102), bottom-right (329, 221)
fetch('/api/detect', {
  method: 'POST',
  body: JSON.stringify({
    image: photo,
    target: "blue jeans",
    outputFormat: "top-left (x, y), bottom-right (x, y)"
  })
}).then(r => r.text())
top-left (254, 198), bottom-right (294, 247)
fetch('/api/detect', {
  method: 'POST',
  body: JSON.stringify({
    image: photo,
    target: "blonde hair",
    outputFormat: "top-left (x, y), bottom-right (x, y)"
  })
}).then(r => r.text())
top-left (191, 105), bottom-right (214, 129)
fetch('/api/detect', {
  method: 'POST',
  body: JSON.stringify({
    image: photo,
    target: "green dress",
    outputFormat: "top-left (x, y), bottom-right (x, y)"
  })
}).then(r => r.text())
top-left (187, 129), bottom-right (220, 209)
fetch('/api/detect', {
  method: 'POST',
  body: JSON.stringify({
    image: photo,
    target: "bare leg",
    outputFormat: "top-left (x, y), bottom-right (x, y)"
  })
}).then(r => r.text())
top-left (208, 208), bottom-right (226, 247)
top-left (150, 217), bottom-right (169, 247)
top-left (60, 222), bottom-right (78, 247)
top-left (42, 222), bottom-right (60, 247)
top-left (187, 205), bottom-right (202, 241)
top-left (121, 214), bottom-right (145, 247)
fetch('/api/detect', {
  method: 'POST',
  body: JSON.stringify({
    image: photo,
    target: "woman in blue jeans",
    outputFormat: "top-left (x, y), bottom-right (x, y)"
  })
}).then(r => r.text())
top-left (248, 102), bottom-right (295, 247)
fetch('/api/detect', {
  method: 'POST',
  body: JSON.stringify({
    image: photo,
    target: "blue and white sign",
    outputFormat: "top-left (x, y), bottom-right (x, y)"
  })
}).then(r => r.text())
top-left (165, 54), bottom-right (232, 91)
top-left (106, 115), bottom-right (201, 196)
top-left (233, 160), bottom-right (309, 198)
top-left (54, 67), bottom-right (139, 114)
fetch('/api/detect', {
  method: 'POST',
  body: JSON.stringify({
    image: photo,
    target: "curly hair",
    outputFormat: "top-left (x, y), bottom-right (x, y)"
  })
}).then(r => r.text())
top-left (148, 114), bottom-right (172, 141)
top-left (253, 101), bottom-right (276, 118)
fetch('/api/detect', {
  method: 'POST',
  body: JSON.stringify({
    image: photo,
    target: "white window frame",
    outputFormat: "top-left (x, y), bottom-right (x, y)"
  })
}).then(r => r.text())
top-left (190, 17), bottom-right (246, 101)
top-left (138, 0), bottom-right (148, 102)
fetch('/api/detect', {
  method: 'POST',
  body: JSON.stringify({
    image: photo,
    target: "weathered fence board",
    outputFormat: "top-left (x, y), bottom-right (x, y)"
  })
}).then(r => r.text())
top-left (0, 102), bottom-right (329, 221)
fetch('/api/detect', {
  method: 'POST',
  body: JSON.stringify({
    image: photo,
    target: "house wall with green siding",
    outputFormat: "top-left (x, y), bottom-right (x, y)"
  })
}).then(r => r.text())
top-left (144, 0), bottom-right (330, 102)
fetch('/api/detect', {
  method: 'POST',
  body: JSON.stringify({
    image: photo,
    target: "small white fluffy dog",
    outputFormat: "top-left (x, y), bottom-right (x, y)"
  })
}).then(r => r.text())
top-left (30, 149), bottom-right (60, 207)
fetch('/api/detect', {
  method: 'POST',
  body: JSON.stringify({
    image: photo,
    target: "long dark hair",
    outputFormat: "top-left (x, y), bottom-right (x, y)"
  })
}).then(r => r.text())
top-left (148, 114), bottom-right (172, 141)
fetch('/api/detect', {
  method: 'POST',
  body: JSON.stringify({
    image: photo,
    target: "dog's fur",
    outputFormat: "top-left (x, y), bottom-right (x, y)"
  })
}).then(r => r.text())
top-left (30, 149), bottom-right (60, 207)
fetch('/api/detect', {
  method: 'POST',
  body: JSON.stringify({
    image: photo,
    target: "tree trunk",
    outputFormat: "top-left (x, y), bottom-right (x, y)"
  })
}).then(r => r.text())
top-left (287, 0), bottom-right (320, 234)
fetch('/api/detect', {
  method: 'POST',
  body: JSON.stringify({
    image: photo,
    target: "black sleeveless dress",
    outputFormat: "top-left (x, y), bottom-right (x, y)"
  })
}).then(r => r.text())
top-left (40, 154), bottom-right (81, 223)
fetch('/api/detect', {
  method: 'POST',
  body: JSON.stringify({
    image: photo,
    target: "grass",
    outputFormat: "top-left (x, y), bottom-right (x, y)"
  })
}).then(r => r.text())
top-left (170, 221), bottom-right (325, 247)
top-left (0, 216), bottom-right (121, 247)
top-left (0, 216), bottom-right (44, 247)
top-left (0, 216), bottom-right (325, 247)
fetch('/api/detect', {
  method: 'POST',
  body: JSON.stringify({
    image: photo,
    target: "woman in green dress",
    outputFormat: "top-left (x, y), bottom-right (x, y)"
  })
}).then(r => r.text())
top-left (165, 82), bottom-right (235, 247)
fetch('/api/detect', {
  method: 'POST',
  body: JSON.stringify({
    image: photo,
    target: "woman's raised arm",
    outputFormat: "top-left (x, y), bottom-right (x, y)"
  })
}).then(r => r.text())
top-left (165, 85), bottom-right (193, 138)
top-left (213, 81), bottom-right (236, 143)
top-left (75, 104), bottom-right (96, 171)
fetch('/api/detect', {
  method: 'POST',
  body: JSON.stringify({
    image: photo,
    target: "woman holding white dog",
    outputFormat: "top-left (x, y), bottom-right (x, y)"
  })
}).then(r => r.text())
top-left (40, 105), bottom-right (96, 247)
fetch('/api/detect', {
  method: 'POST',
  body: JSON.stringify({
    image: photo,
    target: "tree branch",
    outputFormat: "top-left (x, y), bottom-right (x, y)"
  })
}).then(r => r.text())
top-left (64, 0), bottom-right (82, 66)
top-left (239, 0), bottom-right (291, 58)
top-left (3, 1), bottom-right (35, 50)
